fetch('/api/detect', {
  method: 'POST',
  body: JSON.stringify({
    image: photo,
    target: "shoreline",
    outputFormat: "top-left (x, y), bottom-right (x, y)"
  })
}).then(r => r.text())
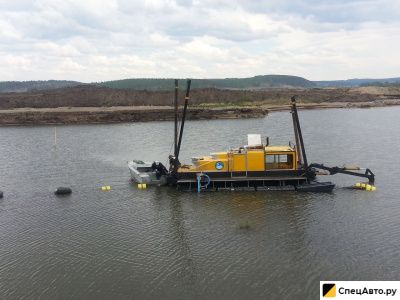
top-left (0, 106), bottom-right (267, 126)
top-left (1, 100), bottom-right (399, 126)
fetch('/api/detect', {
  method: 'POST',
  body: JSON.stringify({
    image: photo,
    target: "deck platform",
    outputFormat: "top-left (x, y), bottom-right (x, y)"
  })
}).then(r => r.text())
top-left (176, 175), bottom-right (309, 191)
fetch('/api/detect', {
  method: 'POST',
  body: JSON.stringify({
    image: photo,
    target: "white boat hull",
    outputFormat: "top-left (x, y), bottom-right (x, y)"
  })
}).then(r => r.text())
top-left (128, 161), bottom-right (167, 185)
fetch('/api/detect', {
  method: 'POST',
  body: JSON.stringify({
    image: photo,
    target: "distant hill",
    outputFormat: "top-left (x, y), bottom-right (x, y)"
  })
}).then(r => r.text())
top-left (96, 75), bottom-right (316, 90)
top-left (0, 80), bottom-right (83, 93)
top-left (314, 77), bottom-right (400, 87)
top-left (95, 76), bottom-right (400, 89)
top-left (2, 76), bottom-right (400, 93)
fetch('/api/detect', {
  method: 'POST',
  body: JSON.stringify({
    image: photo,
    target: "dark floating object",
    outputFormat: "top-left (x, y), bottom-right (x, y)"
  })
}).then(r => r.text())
top-left (54, 187), bottom-right (72, 195)
top-left (0, 191), bottom-right (3, 198)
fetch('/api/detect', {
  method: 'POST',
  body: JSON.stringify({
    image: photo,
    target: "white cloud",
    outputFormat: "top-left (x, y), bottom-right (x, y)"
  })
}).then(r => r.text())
top-left (0, 0), bottom-right (399, 81)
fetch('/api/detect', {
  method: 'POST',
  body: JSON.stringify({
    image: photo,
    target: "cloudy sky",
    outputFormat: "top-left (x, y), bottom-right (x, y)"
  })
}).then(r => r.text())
top-left (1, 0), bottom-right (400, 82)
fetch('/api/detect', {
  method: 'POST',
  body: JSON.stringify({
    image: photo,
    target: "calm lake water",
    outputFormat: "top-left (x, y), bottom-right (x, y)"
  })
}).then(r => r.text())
top-left (1, 107), bottom-right (399, 299)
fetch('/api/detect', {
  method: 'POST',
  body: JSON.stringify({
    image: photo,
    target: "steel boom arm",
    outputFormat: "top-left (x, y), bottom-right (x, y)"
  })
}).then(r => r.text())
top-left (309, 163), bottom-right (375, 184)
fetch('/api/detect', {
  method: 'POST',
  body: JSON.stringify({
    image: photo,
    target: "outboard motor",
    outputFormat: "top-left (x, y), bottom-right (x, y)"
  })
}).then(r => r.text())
top-left (151, 161), bottom-right (168, 179)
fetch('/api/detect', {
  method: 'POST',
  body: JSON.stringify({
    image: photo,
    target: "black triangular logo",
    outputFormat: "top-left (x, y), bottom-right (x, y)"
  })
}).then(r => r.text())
top-left (323, 283), bottom-right (336, 297)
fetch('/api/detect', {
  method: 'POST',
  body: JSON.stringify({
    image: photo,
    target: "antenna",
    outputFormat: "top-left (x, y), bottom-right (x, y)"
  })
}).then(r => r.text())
top-left (54, 127), bottom-right (57, 147)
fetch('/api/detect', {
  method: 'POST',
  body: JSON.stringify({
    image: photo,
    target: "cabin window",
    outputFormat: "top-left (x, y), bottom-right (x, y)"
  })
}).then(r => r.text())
top-left (265, 154), bottom-right (293, 169)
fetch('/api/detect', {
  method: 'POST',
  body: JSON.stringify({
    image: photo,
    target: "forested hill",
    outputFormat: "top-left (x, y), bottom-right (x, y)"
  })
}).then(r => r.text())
top-left (96, 75), bottom-right (316, 90)
top-left (0, 80), bottom-right (82, 93)
top-left (0, 76), bottom-right (313, 92)
top-left (2, 76), bottom-right (400, 93)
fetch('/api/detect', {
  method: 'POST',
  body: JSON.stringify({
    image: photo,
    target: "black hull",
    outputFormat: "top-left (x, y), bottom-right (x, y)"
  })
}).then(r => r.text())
top-left (171, 169), bottom-right (333, 192)
top-left (295, 181), bottom-right (335, 192)
top-left (176, 169), bottom-right (308, 180)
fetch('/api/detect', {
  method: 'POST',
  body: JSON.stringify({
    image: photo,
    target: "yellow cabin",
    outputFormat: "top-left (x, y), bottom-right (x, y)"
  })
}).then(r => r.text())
top-left (178, 134), bottom-right (298, 173)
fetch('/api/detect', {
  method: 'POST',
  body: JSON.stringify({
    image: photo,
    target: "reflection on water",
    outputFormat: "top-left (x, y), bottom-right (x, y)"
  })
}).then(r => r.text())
top-left (1, 107), bottom-right (400, 299)
top-left (169, 196), bottom-right (197, 287)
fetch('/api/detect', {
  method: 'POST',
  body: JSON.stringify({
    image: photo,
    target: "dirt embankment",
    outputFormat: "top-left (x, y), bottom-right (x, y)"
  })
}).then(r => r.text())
top-left (0, 85), bottom-right (399, 125)
top-left (2, 85), bottom-right (400, 109)
top-left (0, 106), bottom-right (267, 125)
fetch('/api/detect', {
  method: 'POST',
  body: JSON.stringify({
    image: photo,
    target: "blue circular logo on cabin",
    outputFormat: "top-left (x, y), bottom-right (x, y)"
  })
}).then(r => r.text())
top-left (215, 161), bottom-right (224, 170)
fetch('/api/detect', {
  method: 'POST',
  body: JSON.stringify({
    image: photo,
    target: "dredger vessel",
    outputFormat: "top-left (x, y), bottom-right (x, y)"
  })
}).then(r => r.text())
top-left (128, 79), bottom-right (375, 192)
